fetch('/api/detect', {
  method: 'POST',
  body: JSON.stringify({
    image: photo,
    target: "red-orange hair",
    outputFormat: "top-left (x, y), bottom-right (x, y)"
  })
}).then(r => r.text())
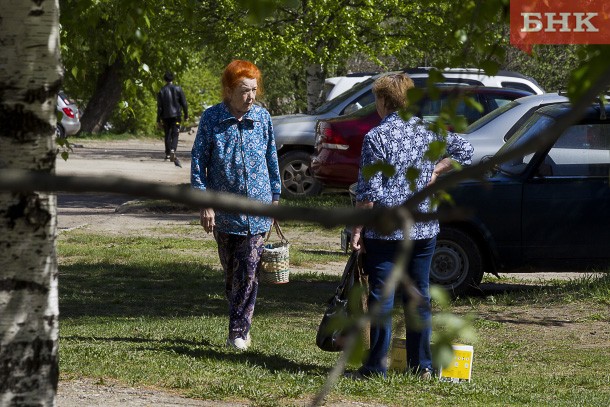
top-left (221, 60), bottom-right (264, 101)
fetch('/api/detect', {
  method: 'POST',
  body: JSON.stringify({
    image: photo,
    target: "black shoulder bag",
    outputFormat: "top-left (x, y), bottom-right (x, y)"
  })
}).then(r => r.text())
top-left (316, 250), bottom-right (368, 352)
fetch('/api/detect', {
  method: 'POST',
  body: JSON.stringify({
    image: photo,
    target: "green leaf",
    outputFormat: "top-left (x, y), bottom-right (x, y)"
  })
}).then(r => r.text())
top-left (405, 167), bottom-right (420, 192)
top-left (427, 68), bottom-right (445, 84)
top-left (463, 96), bottom-right (483, 113)
top-left (567, 47), bottom-right (610, 102)
top-left (362, 161), bottom-right (396, 180)
top-left (424, 140), bottom-right (447, 161)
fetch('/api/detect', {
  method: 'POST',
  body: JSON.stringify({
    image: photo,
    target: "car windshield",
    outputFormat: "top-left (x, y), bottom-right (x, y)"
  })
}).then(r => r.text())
top-left (313, 77), bottom-right (376, 114)
top-left (462, 100), bottom-right (520, 134)
top-left (496, 112), bottom-right (555, 175)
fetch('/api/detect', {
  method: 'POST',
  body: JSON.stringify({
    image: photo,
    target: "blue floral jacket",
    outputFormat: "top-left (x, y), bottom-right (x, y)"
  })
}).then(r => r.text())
top-left (356, 112), bottom-right (474, 241)
top-left (191, 103), bottom-right (281, 235)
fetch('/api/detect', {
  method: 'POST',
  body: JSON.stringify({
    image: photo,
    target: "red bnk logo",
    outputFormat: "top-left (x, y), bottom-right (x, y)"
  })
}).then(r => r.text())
top-left (510, 0), bottom-right (610, 53)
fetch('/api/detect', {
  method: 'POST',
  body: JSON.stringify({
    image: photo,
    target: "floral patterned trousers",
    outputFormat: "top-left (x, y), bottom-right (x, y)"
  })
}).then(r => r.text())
top-left (215, 231), bottom-right (264, 341)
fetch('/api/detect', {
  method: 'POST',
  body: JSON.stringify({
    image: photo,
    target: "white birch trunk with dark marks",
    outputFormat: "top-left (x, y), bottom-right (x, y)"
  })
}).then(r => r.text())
top-left (305, 63), bottom-right (325, 113)
top-left (0, 0), bottom-right (61, 405)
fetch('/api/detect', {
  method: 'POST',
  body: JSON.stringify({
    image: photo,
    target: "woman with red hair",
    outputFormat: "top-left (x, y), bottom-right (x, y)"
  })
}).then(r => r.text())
top-left (191, 60), bottom-right (281, 351)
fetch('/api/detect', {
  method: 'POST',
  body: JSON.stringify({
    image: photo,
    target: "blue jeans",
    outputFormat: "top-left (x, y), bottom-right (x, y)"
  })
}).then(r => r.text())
top-left (360, 236), bottom-right (436, 377)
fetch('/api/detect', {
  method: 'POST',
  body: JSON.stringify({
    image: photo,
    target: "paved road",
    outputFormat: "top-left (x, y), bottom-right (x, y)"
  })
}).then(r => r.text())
top-left (56, 131), bottom-right (194, 186)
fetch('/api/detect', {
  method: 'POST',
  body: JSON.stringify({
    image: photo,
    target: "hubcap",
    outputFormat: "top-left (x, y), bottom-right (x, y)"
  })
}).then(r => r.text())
top-left (431, 242), bottom-right (469, 288)
top-left (283, 160), bottom-right (316, 195)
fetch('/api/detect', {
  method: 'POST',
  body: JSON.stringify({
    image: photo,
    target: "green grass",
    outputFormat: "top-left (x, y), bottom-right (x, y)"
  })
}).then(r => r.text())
top-left (57, 223), bottom-right (610, 406)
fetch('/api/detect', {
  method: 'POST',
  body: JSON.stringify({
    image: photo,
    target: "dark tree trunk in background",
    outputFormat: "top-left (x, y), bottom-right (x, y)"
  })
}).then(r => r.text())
top-left (79, 58), bottom-right (124, 134)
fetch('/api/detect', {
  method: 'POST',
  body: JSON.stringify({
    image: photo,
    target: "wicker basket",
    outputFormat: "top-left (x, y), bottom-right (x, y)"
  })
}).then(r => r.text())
top-left (260, 223), bottom-right (290, 284)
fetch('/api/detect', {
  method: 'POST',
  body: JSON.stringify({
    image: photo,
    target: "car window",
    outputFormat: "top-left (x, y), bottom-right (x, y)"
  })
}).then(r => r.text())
top-left (544, 124), bottom-right (610, 177)
top-left (342, 90), bottom-right (375, 115)
top-left (313, 77), bottom-right (376, 114)
top-left (58, 92), bottom-right (76, 105)
top-left (337, 77), bottom-right (430, 116)
top-left (418, 94), bottom-right (481, 124)
top-left (463, 100), bottom-right (519, 134)
top-left (501, 81), bottom-right (536, 94)
top-left (497, 113), bottom-right (555, 175)
top-left (488, 95), bottom-right (519, 110)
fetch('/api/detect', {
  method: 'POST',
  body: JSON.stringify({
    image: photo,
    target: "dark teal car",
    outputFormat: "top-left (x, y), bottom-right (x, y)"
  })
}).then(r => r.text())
top-left (434, 101), bottom-right (610, 295)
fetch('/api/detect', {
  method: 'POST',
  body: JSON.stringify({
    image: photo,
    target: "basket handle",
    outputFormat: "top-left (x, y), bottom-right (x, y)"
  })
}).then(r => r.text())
top-left (265, 220), bottom-right (289, 243)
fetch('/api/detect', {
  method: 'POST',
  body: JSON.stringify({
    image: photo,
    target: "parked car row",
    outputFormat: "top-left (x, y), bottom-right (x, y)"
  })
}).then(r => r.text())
top-left (311, 86), bottom-right (535, 189)
top-left (336, 95), bottom-right (610, 295)
top-left (272, 67), bottom-right (544, 198)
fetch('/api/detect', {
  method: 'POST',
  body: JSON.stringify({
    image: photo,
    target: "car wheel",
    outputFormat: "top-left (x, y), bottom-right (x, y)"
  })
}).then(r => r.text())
top-left (278, 151), bottom-right (322, 199)
top-left (56, 124), bottom-right (66, 139)
top-left (431, 227), bottom-right (484, 296)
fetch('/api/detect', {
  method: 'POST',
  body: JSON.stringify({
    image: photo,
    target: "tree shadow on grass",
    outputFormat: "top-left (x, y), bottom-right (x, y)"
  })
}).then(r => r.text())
top-left (61, 334), bottom-right (326, 375)
top-left (59, 262), bottom-right (340, 319)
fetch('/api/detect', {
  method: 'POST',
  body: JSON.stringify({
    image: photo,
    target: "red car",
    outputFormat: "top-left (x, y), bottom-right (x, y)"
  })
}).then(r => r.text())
top-left (311, 87), bottom-right (533, 189)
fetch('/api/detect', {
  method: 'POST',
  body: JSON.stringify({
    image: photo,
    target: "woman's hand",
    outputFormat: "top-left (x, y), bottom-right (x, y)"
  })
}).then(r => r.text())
top-left (271, 200), bottom-right (279, 224)
top-left (428, 157), bottom-right (453, 186)
top-left (351, 200), bottom-right (372, 252)
top-left (200, 208), bottom-right (215, 233)
top-left (351, 226), bottom-right (365, 253)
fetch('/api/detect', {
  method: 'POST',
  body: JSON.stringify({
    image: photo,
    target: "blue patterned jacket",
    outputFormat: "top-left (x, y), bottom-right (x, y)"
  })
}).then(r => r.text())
top-left (356, 112), bottom-right (474, 241)
top-left (191, 102), bottom-right (281, 235)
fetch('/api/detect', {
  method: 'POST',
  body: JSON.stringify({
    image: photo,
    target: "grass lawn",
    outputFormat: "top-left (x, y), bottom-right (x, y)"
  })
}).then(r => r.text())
top-left (57, 199), bottom-right (610, 407)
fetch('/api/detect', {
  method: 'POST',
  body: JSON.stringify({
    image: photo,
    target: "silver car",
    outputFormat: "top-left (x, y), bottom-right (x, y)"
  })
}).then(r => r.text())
top-left (57, 91), bottom-right (81, 138)
top-left (462, 93), bottom-right (568, 164)
top-left (273, 68), bottom-right (545, 198)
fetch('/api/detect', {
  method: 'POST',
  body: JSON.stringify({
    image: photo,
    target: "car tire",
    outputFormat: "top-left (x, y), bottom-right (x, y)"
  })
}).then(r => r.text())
top-left (278, 151), bottom-right (322, 199)
top-left (56, 124), bottom-right (66, 139)
top-left (431, 227), bottom-right (484, 296)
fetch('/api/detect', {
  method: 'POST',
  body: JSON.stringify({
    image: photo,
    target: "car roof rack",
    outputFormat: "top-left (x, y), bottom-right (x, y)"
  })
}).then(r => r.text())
top-left (344, 72), bottom-right (379, 77)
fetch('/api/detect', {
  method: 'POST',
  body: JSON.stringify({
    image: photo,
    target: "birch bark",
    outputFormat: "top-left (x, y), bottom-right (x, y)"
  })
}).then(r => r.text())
top-left (0, 0), bottom-right (61, 404)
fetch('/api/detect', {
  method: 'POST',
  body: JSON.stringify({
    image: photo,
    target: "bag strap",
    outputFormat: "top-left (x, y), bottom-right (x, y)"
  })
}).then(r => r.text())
top-left (334, 250), bottom-right (360, 297)
top-left (265, 220), bottom-right (289, 243)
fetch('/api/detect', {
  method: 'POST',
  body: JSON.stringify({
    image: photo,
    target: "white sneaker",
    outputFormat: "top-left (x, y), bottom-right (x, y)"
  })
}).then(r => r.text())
top-left (169, 150), bottom-right (176, 162)
top-left (226, 335), bottom-right (250, 351)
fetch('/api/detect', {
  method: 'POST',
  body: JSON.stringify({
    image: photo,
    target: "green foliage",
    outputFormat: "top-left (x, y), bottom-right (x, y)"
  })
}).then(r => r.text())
top-left (57, 0), bottom-right (610, 134)
top-left (405, 167), bottom-right (421, 192)
top-left (362, 161), bottom-right (396, 181)
top-left (108, 88), bottom-right (158, 136)
top-left (258, 58), bottom-right (308, 115)
top-left (55, 137), bottom-right (73, 161)
top-left (568, 46), bottom-right (610, 103)
top-left (179, 56), bottom-right (223, 120)
top-left (59, 0), bottom-right (199, 133)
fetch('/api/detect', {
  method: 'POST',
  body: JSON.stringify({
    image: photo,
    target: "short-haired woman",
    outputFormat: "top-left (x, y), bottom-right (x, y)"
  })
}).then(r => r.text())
top-left (191, 60), bottom-right (281, 351)
top-left (350, 73), bottom-right (474, 379)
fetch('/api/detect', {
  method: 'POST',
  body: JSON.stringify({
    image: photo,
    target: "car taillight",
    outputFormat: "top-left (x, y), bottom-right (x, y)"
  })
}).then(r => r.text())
top-left (317, 122), bottom-right (349, 151)
top-left (62, 107), bottom-right (76, 119)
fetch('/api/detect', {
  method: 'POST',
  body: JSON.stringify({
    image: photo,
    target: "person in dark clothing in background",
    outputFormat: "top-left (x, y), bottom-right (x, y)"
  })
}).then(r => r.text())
top-left (157, 71), bottom-right (188, 167)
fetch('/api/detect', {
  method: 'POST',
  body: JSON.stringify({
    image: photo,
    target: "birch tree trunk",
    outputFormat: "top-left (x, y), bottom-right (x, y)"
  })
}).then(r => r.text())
top-left (305, 63), bottom-right (325, 113)
top-left (0, 0), bottom-right (61, 405)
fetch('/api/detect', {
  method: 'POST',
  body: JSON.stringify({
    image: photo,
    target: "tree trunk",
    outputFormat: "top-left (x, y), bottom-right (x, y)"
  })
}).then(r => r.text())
top-left (0, 0), bottom-right (61, 405)
top-left (79, 58), bottom-right (124, 134)
top-left (305, 63), bottom-right (325, 113)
